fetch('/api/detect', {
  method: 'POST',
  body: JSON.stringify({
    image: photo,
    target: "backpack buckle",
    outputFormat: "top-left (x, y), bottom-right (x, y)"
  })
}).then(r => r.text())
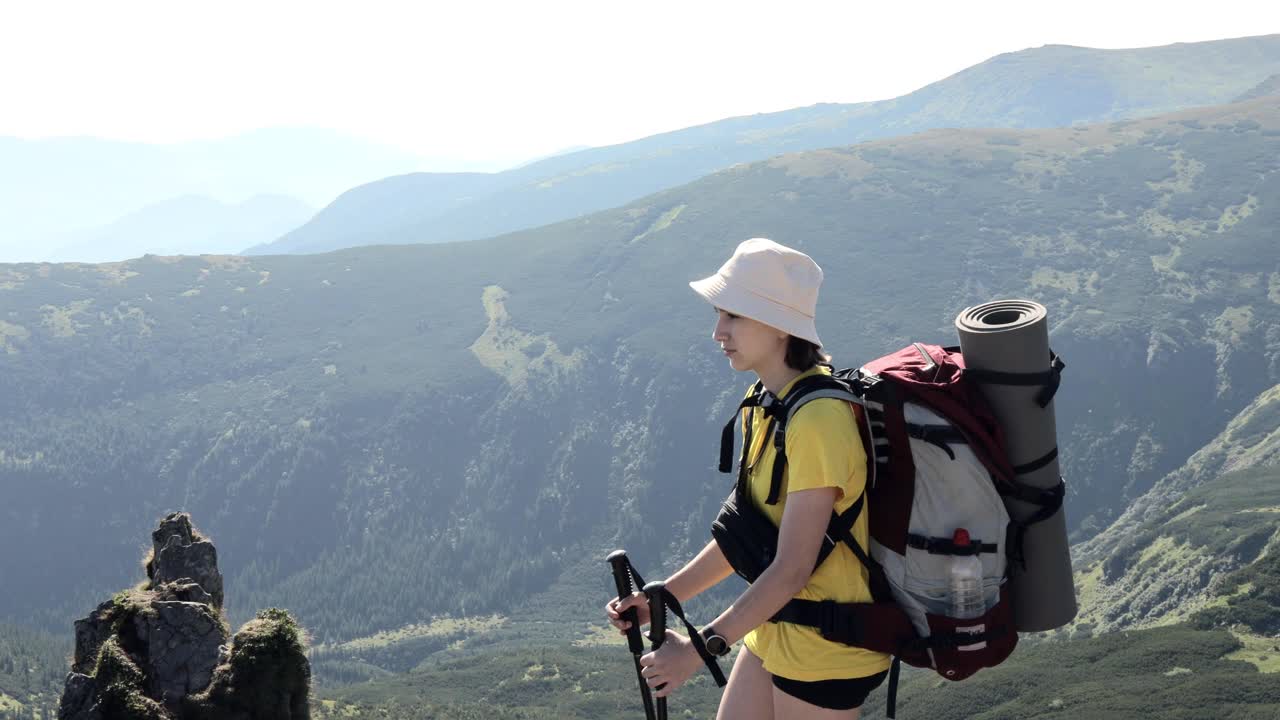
top-left (817, 600), bottom-right (859, 645)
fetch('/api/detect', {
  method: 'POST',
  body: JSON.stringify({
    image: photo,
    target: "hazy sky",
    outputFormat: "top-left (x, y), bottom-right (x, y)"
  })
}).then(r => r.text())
top-left (2, 0), bottom-right (1278, 168)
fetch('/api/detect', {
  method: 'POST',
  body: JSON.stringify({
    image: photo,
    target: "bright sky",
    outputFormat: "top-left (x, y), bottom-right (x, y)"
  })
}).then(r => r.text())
top-left (2, 0), bottom-right (1278, 167)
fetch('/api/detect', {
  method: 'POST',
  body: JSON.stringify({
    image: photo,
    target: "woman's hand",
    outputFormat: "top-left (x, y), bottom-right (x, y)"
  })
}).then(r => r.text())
top-left (605, 592), bottom-right (650, 634)
top-left (639, 631), bottom-right (702, 698)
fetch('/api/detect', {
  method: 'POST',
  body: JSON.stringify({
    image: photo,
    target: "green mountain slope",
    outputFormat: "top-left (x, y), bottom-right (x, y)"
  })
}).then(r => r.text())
top-left (1, 97), bottom-right (1278, 645)
top-left (1071, 382), bottom-right (1280, 634)
top-left (308, 625), bottom-right (1280, 719)
top-left (255, 34), bottom-right (1280, 255)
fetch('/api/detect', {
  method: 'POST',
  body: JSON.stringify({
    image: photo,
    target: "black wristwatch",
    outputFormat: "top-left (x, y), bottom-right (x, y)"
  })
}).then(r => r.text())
top-left (701, 627), bottom-right (731, 657)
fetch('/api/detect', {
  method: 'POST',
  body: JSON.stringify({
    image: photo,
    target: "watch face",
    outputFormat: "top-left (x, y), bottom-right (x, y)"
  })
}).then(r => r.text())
top-left (706, 634), bottom-right (729, 656)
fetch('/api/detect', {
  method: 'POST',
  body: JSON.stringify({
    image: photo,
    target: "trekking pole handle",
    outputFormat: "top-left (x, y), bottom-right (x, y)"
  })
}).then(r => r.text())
top-left (644, 581), bottom-right (670, 720)
top-left (607, 550), bottom-right (647, 656)
top-left (643, 581), bottom-right (668, 649)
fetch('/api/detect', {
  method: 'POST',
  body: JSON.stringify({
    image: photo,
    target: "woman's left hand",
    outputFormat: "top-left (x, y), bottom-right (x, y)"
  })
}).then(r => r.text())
top-left (639, 631), bottom-right (702, 698)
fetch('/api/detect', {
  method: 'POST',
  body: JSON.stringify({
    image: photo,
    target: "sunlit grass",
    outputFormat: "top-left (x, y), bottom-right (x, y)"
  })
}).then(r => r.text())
top-left (1227, 629), bottom-right (1280, 673)
top-left (317, 614), bottom-right (508, 653)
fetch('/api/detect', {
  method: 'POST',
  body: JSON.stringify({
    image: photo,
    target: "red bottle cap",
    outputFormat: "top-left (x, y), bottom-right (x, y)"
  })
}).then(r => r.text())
top-left (953, 528), bottom-right (971, 546)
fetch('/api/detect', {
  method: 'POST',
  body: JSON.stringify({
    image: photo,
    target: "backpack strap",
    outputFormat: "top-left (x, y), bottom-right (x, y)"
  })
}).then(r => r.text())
top-left (903, 423), bottom-right (968, 460)
top-left (1011, 446), bottom-right (1058, 476)
top-left (772, 593), bottom-right (1009, 720)
top-left (1000, 477), bottom-right (1067, 568)
top-left (773, 597), bottom-right (1009, 654)
top-left (718, 381), bottom-right (768, 473)
top-left (763, 374), bottom-right (862, 505)
top-left (958, 348), bottom-right (1066, 409)
top-left (906, 533), bottom-right (999, 556)
top-left (769, 491), bottom-right (878, 623)
top-left (813, 493), bottom-right (867, 570)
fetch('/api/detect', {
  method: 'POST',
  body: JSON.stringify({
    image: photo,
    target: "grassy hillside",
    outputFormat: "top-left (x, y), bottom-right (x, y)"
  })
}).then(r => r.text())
top-left (309, 624), bottom-right (1280, 719)
top-left (1, 97), bottom-right (1277, 646)
top-left (257, 35), bottom-right (1280, 255)
top-left (1066, 384), bottom-right (1280, 641)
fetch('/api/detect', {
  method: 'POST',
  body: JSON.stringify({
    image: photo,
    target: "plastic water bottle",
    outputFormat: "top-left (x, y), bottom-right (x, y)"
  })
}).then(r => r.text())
top-left (949, 528), bottom-right (985, 620)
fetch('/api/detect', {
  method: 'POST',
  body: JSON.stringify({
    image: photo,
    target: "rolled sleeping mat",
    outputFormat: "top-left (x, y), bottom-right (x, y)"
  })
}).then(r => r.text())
top-left (955, 300), bottom-right (1077, 632)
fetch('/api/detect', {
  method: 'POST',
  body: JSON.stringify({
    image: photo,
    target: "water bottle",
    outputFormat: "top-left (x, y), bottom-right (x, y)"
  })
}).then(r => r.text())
top-left (949, 528), bottom-right (988, 651)
top-left (949, 528), bottom-right (985, 618)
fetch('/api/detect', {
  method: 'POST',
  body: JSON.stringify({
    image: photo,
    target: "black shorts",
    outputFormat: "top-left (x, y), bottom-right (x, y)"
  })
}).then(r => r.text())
top-left (771, 670), bottom-right (888, 710)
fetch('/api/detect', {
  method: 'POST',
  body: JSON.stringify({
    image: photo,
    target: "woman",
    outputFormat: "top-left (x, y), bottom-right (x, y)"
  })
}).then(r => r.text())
top-left (606, 238), bottom-right (890, 719)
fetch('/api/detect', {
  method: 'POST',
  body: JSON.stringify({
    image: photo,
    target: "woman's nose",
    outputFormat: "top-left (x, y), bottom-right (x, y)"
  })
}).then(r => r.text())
top-left (712, 315), bottom-right (729, 342)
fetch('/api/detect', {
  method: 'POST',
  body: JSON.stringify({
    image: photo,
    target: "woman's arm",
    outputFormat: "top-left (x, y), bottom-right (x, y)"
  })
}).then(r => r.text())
top-left (665, 538), bottom-right (736, 603)
top-left (701, 485), bottom-right (837, 644)
top-left (637, 486), bottom-right (837, 697)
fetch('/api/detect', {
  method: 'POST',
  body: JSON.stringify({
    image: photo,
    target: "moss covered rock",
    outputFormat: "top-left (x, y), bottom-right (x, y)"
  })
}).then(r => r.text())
top-left (185, 608), bottom-right (311, 720)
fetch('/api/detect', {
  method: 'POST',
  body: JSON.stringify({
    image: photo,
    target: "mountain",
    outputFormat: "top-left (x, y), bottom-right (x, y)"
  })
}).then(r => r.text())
top-left (0, 96), bottom-right (1276, 651)
top-left (1236, 74), bottom-right (1280, 102)
top-left (243, 174), bottom-right (508, 257)
top-left (1069, 382), bottom-right (1280, 635)
top-left (44, 194), bottom-right (315, 263)
top-left (0, 128), bottom-right (429, 262)
top-left (254, 34), bottom-right (1280, 255)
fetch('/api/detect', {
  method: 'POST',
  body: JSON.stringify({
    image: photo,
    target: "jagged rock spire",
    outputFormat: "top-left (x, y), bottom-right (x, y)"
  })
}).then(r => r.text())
top-left (58, 513), bottom-right (310, 720)
top-left (149, 512), bottom-right (224, 610)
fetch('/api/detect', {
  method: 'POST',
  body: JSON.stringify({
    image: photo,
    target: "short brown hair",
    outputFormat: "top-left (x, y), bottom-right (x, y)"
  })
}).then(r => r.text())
top-left (785, 336), bottom-right (830, 371)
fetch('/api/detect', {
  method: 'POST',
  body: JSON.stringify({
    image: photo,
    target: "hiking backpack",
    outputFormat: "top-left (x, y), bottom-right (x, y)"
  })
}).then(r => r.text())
top-left (710, 343), bottom-right (1065, 717)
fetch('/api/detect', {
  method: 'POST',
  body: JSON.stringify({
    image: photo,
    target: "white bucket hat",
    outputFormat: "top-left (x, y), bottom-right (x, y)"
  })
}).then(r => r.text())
top-left (690, 237), bottom-right (823, 346)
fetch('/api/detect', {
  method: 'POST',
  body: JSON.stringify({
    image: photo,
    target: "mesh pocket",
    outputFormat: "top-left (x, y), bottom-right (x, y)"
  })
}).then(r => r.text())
top-left (922, 587), bottom-right (1017, 681)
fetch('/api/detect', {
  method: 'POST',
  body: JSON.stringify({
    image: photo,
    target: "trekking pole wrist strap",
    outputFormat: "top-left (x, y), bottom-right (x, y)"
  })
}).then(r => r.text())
top-left (619, 556), bottom-right (727, 688)
top-left (661, 590), bottom-right (728, 687)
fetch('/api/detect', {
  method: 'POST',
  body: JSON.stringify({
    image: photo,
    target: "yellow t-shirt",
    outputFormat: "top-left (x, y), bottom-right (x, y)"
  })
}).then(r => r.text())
top-left (740, 366), bottom-right (892, 681)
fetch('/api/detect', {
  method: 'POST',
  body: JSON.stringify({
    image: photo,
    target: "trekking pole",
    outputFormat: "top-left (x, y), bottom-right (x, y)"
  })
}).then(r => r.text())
top-left (606, 550), bottom-right (656, 720)
top-left (643, 580), bottom-right (669, 720)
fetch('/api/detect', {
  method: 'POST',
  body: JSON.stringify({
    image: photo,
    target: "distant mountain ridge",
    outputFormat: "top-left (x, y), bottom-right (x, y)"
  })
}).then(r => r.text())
top-left (1237, 73), bottom-right (1280, 101)
top-left (253, 33), bottom-right (1280, 255)
top-left (0, 128), bottom-right (430, 261)
top-left (248, 174), bottom-right (505, 256)
top-left (45, 194), bottom-right (315, 263)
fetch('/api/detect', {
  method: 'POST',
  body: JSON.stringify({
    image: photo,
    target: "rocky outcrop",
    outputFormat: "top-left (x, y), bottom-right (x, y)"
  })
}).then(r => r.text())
top-left (148, 513), bottom-right (224, 610)
top-left (58, 512), bottom-right (310, 720)
top-left (185, 609), bottom-right (312, 720)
